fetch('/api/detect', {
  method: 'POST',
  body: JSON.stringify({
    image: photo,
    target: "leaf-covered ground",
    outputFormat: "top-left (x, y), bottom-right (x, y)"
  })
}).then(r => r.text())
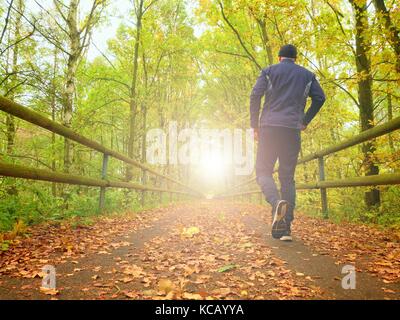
top-left (0, 201), bottom-right (399, 300)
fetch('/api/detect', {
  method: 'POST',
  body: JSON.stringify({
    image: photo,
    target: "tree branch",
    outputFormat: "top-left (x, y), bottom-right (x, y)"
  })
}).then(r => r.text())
top-left (217, 0), bottom-right (262, 70)
top-left (0, 0), bottom-right (14, 45)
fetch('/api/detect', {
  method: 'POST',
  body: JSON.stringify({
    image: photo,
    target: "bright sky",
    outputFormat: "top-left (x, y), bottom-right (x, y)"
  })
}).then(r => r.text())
top-left (87, 0), bottom-right (130, 61)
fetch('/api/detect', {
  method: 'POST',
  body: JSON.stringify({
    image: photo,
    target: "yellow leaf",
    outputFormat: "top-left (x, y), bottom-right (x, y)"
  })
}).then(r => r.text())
top-left (12, 220), bottom-right (28, 237)
top-left (158, 279), bottom-right (175, 294)
top-left (165, 291), bottom-right (176, 300)
top-left (181, 227), bottom-right (200, 238)
top-left (143, 289), bottom-right (157, 296)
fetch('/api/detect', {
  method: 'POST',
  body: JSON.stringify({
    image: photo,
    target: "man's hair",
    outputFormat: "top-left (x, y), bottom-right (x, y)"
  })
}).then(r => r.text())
top-left (278, 44), bottom-right (297, 59)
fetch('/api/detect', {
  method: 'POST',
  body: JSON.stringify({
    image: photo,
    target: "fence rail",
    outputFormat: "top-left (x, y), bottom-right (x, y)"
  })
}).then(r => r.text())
top-left (221, 173), bottom-right (400, 196)
top-left (0, 96), bottom-right (201, 211)
top-left (219, 117), bottom-right (400, 218)
top-left (0, 161), bottom-right (190, 194)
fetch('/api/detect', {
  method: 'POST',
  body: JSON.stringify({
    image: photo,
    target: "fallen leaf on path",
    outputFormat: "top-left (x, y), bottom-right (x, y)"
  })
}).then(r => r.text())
top-left (182, 292), bottom-right (203, 300)
top-left (158, 279), bottom-right (175, 294)
top-left (181, 227), bottom-right (200, 238)
top-left (40, 287), bottom-right (59, 296)
top-left (124, 291), bottom-right (138, 299)
top-left (217, 264), bottom-right (237, 273)
top-left (212, 288), bottom-right (231, 296)
top-left (123, 265), bottom-right (144, 278)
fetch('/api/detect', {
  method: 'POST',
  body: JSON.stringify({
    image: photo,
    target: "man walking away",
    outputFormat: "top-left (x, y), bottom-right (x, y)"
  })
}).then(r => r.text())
top-left (250, 44), bottom-right (326, 241)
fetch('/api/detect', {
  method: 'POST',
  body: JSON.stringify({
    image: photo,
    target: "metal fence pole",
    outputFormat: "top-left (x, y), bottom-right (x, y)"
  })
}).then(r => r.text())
top-left (99, 153), bottom-right (109, 213)
top-left (318, 156), bottom-right (328, 219)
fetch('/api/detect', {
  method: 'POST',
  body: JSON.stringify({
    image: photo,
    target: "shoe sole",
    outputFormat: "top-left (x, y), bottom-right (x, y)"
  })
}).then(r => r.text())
top-left (271, 200), bottom-right (288, 239)
top-left (280, 235), bottom-right (293, 242)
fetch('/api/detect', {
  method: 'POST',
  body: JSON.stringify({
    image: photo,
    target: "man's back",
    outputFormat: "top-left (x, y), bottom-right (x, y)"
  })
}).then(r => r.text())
top-left (250, 59), bottom-right (325, 130)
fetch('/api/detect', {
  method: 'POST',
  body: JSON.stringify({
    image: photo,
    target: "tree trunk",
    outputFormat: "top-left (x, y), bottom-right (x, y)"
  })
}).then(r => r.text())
top-left (6, 115), bottom-right (16, 155)
top-left (387, 93), bottom-right (394, 152)
top-left (351, 0), bottom-right (380, 207)
top-left (141, 102), bottom-right (147, 206)
top-left (373, 0), bottom-right (400, 74)
top-left (5, 0), bottom-right (24, 156)
top-left (256, 18), bottom-right (274, 66)
top-left (4, 0), bottom-right (24, 196)
top-left (63, 0), bottom-right (80, 174)
top-left (51, 46), bottom-right (59, 197)
top-left (126, 0), bottom-right (144, 182)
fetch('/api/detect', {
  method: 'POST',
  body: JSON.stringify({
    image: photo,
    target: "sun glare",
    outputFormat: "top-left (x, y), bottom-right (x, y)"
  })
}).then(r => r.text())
top-left (199, 151), bottom-right (226, 182)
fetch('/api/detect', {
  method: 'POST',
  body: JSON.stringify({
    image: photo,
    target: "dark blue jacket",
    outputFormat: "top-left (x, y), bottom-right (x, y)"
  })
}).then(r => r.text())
top-left (250, 59), bottom-right (326, 130)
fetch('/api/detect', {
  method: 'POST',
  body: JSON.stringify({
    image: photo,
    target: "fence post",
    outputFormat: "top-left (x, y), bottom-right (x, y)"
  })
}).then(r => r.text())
top-left (99, 153), bottom-right (109, 213)
top-left (141, 169), bottom-right (147, 207)
top-left (318, 156), bottom-right (328, 219)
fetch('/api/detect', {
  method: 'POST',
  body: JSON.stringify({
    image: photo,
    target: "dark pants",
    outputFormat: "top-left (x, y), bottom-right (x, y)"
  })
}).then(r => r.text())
top-left (256, 126), bottom-right (301, 224)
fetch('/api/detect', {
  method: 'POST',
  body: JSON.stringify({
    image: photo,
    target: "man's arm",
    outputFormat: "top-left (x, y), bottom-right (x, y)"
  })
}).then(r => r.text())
top-left (303, 75), bottom-right (326, 126)
top-left (250, 69), bottom-right (268, 129)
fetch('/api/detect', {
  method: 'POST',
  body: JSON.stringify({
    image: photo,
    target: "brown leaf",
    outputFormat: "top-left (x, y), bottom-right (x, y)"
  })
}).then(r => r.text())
top-left (40, 287), bottom-right (59, 296)
top-left (124, 291), bottom-right (138, 299)
top-left (123, 265), bottom-right (144, 278)
top-left (182, 292), bottom-right (203, 300)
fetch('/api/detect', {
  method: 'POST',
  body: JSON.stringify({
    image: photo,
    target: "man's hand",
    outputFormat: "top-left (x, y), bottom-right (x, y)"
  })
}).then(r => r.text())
top-left (253, 128), bottom-right (259, 142)
top-left (301, 124), bottom-right (307, 131)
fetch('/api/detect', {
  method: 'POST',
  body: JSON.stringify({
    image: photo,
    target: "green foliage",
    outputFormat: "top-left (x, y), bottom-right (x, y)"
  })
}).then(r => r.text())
top-left (298, 186), bottom-right (400, 229)
top-left (0, 181), bottom-right (167, 232)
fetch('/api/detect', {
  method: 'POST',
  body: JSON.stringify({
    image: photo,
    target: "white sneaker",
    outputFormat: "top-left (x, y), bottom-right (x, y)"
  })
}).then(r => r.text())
top-left (271, 200), bottom-right (288, 239)
top-left (280, 232), bottom-right (293, 242)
